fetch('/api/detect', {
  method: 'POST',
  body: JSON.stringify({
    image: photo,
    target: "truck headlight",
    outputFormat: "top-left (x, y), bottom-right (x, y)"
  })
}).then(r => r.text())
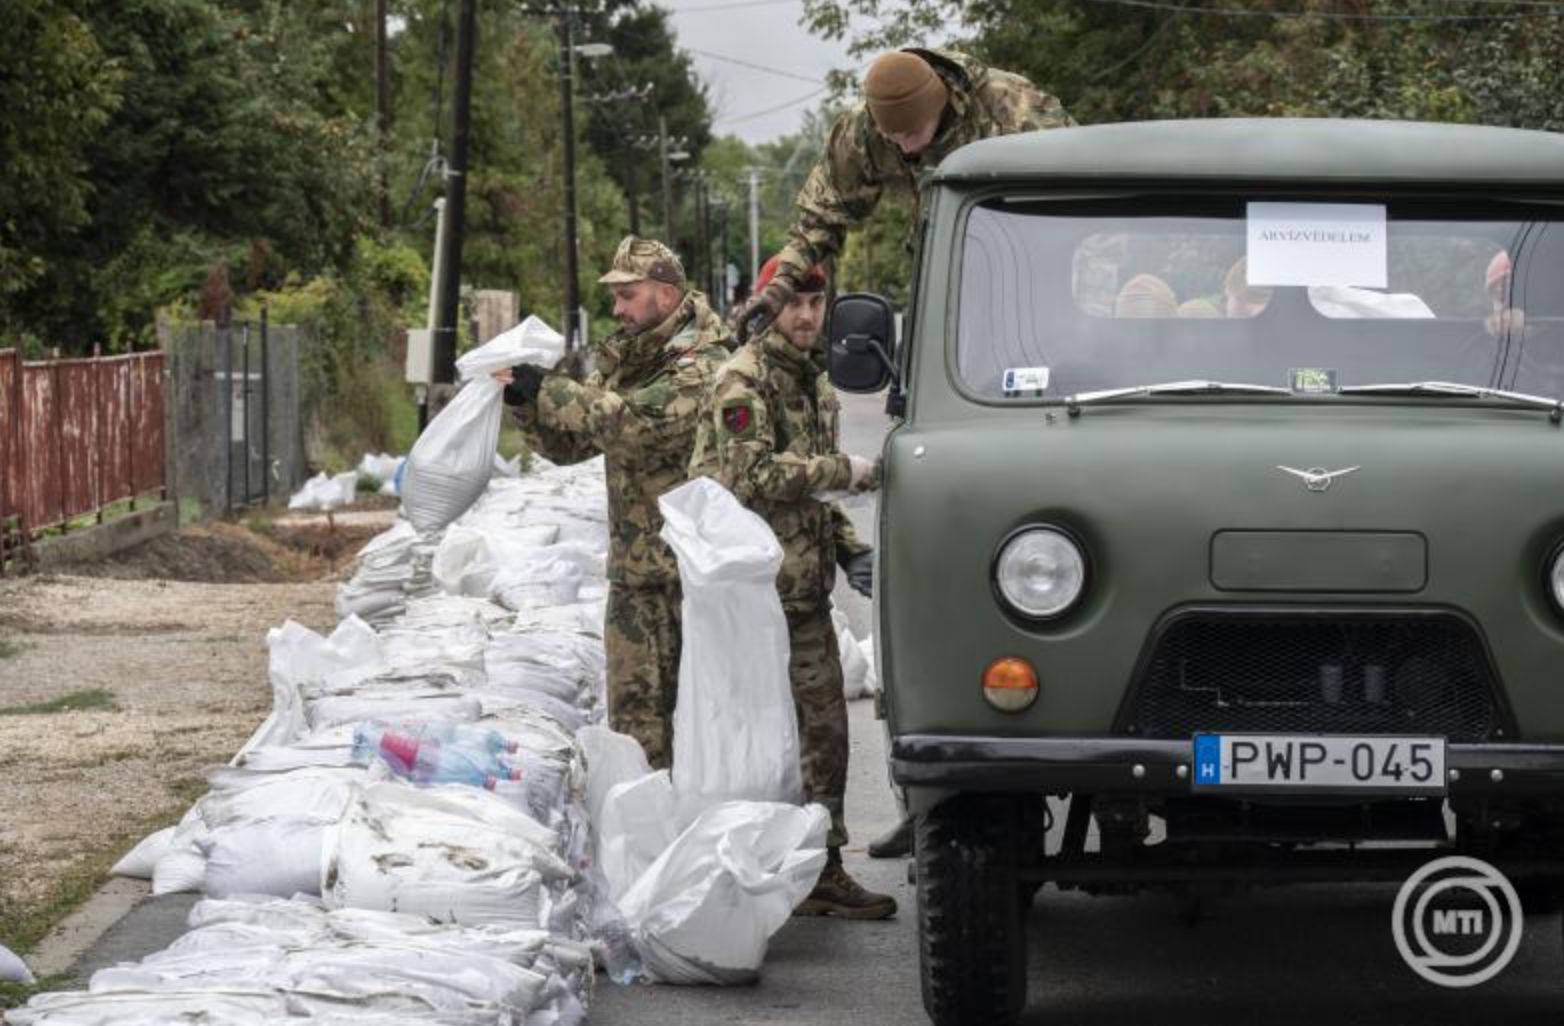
top-left (994, 527), bottom-right (1086, 620)
top-left (1550, 547), bottom-right (1564, 613)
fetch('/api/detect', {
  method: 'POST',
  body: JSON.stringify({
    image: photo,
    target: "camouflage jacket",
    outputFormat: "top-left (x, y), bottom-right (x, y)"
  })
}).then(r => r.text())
top-left (515, 291), bottom-right (731, 589)
top-left (774, 49), bottom-right (1075, 282)
top-left (689, 329), bottom-right (871, 614)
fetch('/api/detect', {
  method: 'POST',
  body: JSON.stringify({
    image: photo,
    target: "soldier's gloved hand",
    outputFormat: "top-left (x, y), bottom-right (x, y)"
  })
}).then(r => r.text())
top-left (502, 363), bottom-right (547, 406)
top-left (847, 455), bottom-right (878, 492)
top-left (841, 550), bottom-right (874, 598)
top-left (737, 275), bottom-right (795, 342)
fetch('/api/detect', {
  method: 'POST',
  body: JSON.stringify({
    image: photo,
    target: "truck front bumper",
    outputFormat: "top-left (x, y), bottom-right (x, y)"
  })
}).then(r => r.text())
top-left (891, 735), bottom-right (1564, 798)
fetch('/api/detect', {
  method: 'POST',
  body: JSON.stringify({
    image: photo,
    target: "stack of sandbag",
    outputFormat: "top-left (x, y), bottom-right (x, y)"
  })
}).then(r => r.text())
top-left (8, 895), bottom-right (592, 1026)
top-left (334, 521), bottom-right (440, 625)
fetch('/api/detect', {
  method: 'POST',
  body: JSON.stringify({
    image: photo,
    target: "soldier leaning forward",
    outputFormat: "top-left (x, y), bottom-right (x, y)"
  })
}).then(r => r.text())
top-left (737, 47), bottom-right (1075, 341)
top-left (690, 255), bottom-right (895, 919)
top-left (500, 236), bottom-right (730, 770)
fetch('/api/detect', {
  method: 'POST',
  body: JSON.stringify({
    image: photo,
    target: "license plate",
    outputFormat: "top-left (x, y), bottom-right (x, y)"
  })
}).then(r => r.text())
top-left (1191, 734), bottom-right (1446, 793)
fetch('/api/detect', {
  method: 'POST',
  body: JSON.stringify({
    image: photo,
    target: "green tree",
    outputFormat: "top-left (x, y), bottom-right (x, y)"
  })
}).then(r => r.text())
top-left (0, 3), bottom-right (119, 336)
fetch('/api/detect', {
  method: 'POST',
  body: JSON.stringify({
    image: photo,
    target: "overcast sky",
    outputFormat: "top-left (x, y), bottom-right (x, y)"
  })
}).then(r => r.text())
top-left (659, 0), bottom-right (861, 145)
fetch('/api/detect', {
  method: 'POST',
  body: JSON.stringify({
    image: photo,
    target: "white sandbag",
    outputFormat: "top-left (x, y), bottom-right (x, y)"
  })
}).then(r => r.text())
top-left (402, 317), bottom-right (565, 536)
top-left (577, 726), bottom-right (651, 826)
top-left (0, 943), bottom-right (35, 985)
top-left (151, 847), bottom-right (208, 896)
top-left (832, 607), bottom-right (873, 700)
top-left (322, 782), bottom-right (571, 927)
top-left (287, 470), bottom-right (359, 512)
top-left (659, 478), bottom-right (802, 815)
top-left (597, 771), bottom-right (679, 905)
top-left (5, 990), bottom-right (290, 1026)
top-left (356, 452), bottom-right (402, 485)
top-left (617, 801), bottom-right (829, 985)
top-left (859, 634), bottom-right (878, 693)
top-left (201, 820), bottom-right (326, 898)
top-left (111, 825), bottom-right (174, 880)
top-left (199, 767), bottom-right (360, 828)
top-left (305, 690), bottom-right (483, 731)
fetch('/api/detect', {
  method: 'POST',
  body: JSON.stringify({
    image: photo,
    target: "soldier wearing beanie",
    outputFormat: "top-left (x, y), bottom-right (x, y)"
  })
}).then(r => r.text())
top-left (734, 48), bottom-right (1075, 343)
top-left (690, 254), bottom-right (894, 918)
top-left (496, 235), bottom-right (732, 769)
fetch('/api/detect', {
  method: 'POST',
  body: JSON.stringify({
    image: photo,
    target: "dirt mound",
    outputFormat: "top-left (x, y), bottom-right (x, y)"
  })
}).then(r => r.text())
top-left (51, 512), bottom-right (395, 584)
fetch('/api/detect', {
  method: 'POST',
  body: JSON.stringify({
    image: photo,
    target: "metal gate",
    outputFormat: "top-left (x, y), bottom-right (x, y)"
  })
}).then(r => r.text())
top-left (216, 314), bottom-right (272, 510)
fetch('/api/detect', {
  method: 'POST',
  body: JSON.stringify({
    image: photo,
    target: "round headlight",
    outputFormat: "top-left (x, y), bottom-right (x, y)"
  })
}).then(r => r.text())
top-left (1550, 548), bottom-right (1564, 612)
top-left (994, 527), bottom-right (1086, 619)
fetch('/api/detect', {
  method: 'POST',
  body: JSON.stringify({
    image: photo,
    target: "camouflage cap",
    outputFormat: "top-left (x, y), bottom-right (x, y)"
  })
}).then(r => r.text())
top-left (598, 235), bottom-right (686, 286)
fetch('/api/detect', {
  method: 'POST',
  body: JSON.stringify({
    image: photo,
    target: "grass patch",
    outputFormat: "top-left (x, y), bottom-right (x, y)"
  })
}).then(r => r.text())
top-left (0, 688), bottom-right (118, 717)
top-left (0, 637), bottom-right (21, 660)
top-left (0, 795), bottom-right (198, 1009)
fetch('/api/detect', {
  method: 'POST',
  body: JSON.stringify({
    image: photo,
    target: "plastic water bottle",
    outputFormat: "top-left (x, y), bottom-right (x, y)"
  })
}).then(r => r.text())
top-left (596, 916), bottom-right (644, 985)
top-left (424, 722), bottom-right (519, 756)
top-left (412, 741), bottom-right (522, 786)
top-left (351, 724), bottom-right (424, 775)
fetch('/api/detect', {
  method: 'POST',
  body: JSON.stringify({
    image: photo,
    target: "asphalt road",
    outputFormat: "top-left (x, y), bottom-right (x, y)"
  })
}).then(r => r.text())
top-left (69, 391), bottom-right (1564, 1024)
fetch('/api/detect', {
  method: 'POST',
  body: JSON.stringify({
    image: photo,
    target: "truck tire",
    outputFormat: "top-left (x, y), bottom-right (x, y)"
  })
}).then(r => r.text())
top-left (916, 795), bottom-right (1029, 1026)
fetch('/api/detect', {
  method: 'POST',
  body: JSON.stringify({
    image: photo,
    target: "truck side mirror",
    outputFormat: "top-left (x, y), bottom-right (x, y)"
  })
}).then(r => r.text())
top-left (827, 293), bottom-right (898, 394)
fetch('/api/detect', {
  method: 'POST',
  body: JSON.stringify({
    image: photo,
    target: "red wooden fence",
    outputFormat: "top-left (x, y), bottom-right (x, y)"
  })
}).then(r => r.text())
top-left (0, 349), bottom-right (167, 565)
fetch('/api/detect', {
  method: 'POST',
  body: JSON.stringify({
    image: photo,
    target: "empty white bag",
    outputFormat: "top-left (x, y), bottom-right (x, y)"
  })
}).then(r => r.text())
top-left (659, 478), bottom-right (802, 815)
top-left (401, 316), bottom-right (564, 535)
top-left (616, 801), bottom-right (829, 985)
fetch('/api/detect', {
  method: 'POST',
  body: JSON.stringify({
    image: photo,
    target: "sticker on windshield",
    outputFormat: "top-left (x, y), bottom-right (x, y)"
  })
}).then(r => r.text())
top-left (1289, 368), bottom-right (1338, 394)
top-left (1002, 366), bottom-right (1051, 395)
top-left (1247, 202), bottom-right (1387, 289)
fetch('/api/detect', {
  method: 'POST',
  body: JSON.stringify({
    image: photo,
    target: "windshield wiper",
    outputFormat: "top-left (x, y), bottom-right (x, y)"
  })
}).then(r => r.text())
top-left (1065, 380), bottom-right (1292, 413)
top-left (1338, 381), bottom-right (1564, 416)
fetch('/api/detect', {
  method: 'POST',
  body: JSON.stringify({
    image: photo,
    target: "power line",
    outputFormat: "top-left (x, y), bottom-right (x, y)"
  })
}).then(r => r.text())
top-left (714, 85), bottom-right (829, 125)
top-left (684, 47), bottom-right (826, 84)
top-left (1082, 0), bottom-right (1564, 21)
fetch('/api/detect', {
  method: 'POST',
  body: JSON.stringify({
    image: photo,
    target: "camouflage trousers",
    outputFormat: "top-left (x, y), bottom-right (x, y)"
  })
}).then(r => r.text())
top-left (787, 603), bottom-right (849, 849)
top-left (605, 583), bottom-right (682, 770)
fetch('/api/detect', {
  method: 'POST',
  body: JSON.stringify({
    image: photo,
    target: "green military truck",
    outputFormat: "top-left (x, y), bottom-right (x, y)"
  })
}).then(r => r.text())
top-left (827, 118), bottom-right (1564, 1025)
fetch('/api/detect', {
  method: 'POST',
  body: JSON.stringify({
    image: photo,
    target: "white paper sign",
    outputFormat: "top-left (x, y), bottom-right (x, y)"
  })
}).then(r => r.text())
top-left (1246, 202), bottom-right (1387, 288)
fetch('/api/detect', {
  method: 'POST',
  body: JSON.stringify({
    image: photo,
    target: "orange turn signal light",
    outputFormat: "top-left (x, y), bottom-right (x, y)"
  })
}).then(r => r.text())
top-left (982, 657), bottom-right (1039, 712)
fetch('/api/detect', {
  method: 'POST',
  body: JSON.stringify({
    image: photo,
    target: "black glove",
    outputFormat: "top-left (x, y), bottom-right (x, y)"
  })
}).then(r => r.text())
top-left (736, 275), bottom-right (795, 343)
top-left (841, 550), bottom-right (874, 598)
top-left (503, 363), bottom-right (547, 406)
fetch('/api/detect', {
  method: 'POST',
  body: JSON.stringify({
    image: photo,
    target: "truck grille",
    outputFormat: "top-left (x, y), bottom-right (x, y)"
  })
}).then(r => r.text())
top-left (1121, 610), bottom-right (1507, 741)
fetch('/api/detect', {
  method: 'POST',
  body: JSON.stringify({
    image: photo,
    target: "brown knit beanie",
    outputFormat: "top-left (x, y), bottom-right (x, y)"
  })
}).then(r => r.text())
top-left (864, 51), bottom-right (949, 136)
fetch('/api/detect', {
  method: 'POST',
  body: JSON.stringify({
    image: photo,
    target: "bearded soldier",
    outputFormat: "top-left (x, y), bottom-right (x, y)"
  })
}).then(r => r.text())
top-left (736, 48), bottom-right (1074, 343)
top-left (499, 236), bottom-right (730, 769)
top-left (690, 255), bottom-right (893, 918)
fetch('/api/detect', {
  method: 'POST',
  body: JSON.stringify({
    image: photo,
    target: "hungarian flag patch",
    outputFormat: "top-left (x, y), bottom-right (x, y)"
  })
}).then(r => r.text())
top-left (721, 400), bottom-right (755, 438)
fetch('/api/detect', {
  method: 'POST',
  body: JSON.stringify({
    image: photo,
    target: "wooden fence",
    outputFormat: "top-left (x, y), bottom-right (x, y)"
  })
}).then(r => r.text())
top-left (0, 348), bottom-right (168, 570)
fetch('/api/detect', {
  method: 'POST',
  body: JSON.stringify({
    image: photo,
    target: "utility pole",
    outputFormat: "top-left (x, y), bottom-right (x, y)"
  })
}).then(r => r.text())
top-left (432, 0), bottom-right (476, 386)
top-left (375, 0), bottom-right (391, 228)
top-left (747, 168), bottom-right (761, 286)
top-left (557, 11), bottom-right (582, 351)
top-left (659, 115), bottom-right (674, 242)
top-left (622, 137), bottom-right (641, 235)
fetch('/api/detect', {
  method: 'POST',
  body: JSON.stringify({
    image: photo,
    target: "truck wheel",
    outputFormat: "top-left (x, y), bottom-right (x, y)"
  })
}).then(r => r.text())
top-left (916, 795), bottom-right (1029, 1026)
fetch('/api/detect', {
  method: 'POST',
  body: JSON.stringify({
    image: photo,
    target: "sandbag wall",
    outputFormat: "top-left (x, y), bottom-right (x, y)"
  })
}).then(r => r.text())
top-left (8, 458), bottom-right (615, 1026)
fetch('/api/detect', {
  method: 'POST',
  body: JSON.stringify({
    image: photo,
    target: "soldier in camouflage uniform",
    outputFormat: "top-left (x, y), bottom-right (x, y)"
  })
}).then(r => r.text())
top-left (500, 236), bottom-right (731, 769)
top-left (736, 47), bottom-right (1075, 341)
top-left (690, 255), bottom-right (895, 919)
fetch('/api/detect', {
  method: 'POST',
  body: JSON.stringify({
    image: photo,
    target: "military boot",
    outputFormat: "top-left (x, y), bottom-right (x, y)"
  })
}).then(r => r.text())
top-left (795, 851), bottom-right (897, 920)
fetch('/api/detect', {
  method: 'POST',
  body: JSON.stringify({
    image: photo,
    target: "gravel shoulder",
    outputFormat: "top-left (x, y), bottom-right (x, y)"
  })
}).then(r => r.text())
top-left (0, 514), bottom-right (387, 960)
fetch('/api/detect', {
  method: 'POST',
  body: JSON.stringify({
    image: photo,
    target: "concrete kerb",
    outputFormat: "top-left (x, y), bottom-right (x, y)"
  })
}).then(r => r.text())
top-left (23, 878), bottom-right (154, 981)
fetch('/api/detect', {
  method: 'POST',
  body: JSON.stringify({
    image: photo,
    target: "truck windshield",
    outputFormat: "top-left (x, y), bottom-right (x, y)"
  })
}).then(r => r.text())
top-left (956, 197), bottom-right (1564, 401)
